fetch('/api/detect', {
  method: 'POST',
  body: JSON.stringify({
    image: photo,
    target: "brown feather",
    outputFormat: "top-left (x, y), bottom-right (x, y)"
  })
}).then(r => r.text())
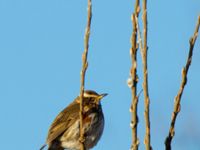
top-left (46, 98), bottom-right (79, 144)
top-left (43, 90), bottom-right (107, 150)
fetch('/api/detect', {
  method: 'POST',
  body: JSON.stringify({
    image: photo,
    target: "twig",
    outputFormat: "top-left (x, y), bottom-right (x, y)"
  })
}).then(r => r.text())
top-left (135, 15), bottom-right (143, 53)
top-left (165, 15), bottom-right (200, 150)
top-left (79, 0), bottom-right (92, 150)
top-left (141, 0), bottom-right (152, 150)
top-left (128, 1), bottom-right (140, 150)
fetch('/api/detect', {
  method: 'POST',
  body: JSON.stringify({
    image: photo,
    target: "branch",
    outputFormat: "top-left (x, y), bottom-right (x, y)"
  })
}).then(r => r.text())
top-left (135, 14), bottom-right (143, 53)
top-left (79, 0), bottom-right (92, 150)
top-left (141, 0), bottom-right (152, 150)
top-left (165, 15), bottom-right (200, 150)
top-left (128, 1), bottom-right (140, 150)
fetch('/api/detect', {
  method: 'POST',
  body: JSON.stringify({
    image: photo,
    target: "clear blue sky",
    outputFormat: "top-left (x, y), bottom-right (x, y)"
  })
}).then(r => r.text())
top-left (0, 0), bottom-right (199, 150)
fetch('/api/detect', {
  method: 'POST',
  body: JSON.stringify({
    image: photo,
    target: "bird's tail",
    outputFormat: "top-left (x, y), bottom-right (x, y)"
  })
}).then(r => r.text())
top-left (39, 144), bottom-right (47, 150)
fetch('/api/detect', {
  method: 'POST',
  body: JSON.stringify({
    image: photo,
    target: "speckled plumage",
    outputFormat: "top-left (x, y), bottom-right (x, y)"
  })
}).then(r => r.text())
top-left (40, 90), bottom-right (107, 150)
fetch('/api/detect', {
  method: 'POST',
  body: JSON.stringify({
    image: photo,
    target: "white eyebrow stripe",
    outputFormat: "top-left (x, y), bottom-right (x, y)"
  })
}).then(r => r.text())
top-left (83, 92), bottom-right (98, 97)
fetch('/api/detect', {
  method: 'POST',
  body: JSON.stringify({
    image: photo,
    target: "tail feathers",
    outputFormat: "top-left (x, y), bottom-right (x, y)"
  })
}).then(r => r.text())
top-left (39, 144), bottom-right (47, 150)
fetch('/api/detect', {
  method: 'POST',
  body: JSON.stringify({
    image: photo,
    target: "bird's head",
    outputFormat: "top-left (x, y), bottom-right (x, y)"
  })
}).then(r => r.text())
top-left (80, 90), bottom-right (107, 112)
top-left (83, 90), bottom-right (108, 105)
top-left (76, 90), bottom-right (107, 112)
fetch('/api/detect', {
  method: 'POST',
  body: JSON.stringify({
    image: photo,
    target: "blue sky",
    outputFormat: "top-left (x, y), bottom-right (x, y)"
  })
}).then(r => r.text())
top-left (0, 0), bottom-right (199, 150)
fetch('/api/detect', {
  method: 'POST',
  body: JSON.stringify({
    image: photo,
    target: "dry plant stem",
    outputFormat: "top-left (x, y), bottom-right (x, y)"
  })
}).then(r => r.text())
top-left (79, 0), bottom-right (92, 150)
top-left (130, 1), bottom-right (140, 150)
top-left (141, 0), bottom-right (152, 150)
top-left (165, 15), bottom-right (200, 150)
top-left (135, 16), bottom-right (143, 52)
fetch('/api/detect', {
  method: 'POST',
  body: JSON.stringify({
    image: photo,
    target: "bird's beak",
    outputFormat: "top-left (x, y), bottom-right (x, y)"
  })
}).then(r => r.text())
top-left (98, 93), bottom-right (108, 100)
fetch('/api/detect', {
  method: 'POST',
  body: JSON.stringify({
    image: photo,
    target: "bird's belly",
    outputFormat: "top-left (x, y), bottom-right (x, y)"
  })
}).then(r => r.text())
top-left (60, 113), bottom-right (104, 150)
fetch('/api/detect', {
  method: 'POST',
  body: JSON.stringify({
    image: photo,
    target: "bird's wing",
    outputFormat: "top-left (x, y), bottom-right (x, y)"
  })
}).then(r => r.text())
top-left (46, 101), bottom-right (79, 144)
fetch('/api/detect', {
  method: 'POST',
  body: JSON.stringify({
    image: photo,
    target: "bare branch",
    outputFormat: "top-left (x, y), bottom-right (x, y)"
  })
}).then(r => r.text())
top-left (141, 0), bottom-right (152, 150)
top-left (135, 15), bottom-right (143, 52)
top-left (129, 1), bottom-right (140, 150)
top-left (79, 0), bottom-right (92, 150)
top-left (165, 15), bottom-right (200, 150)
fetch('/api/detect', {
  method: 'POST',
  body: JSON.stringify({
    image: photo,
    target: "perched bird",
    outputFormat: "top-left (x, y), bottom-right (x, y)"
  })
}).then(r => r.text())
top-left (40, 90), bottom-right (107, 150)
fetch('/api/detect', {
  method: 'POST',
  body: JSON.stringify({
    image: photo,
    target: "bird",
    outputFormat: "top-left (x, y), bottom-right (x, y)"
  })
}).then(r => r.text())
top-left (40, 90), bottom-right (107, 150)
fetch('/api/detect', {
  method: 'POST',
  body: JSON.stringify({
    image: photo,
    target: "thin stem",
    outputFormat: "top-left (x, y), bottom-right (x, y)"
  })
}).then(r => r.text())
top-left (165, 15), bottom-right (200, 150)
top-left (135, 15), bottom-right (143, 51)
top-left (141, 0), bottom-right (152, 150)
top-left (129, 1), bottom-right (140, 150)
top-left (79, 0), bottom-right (92, 150)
